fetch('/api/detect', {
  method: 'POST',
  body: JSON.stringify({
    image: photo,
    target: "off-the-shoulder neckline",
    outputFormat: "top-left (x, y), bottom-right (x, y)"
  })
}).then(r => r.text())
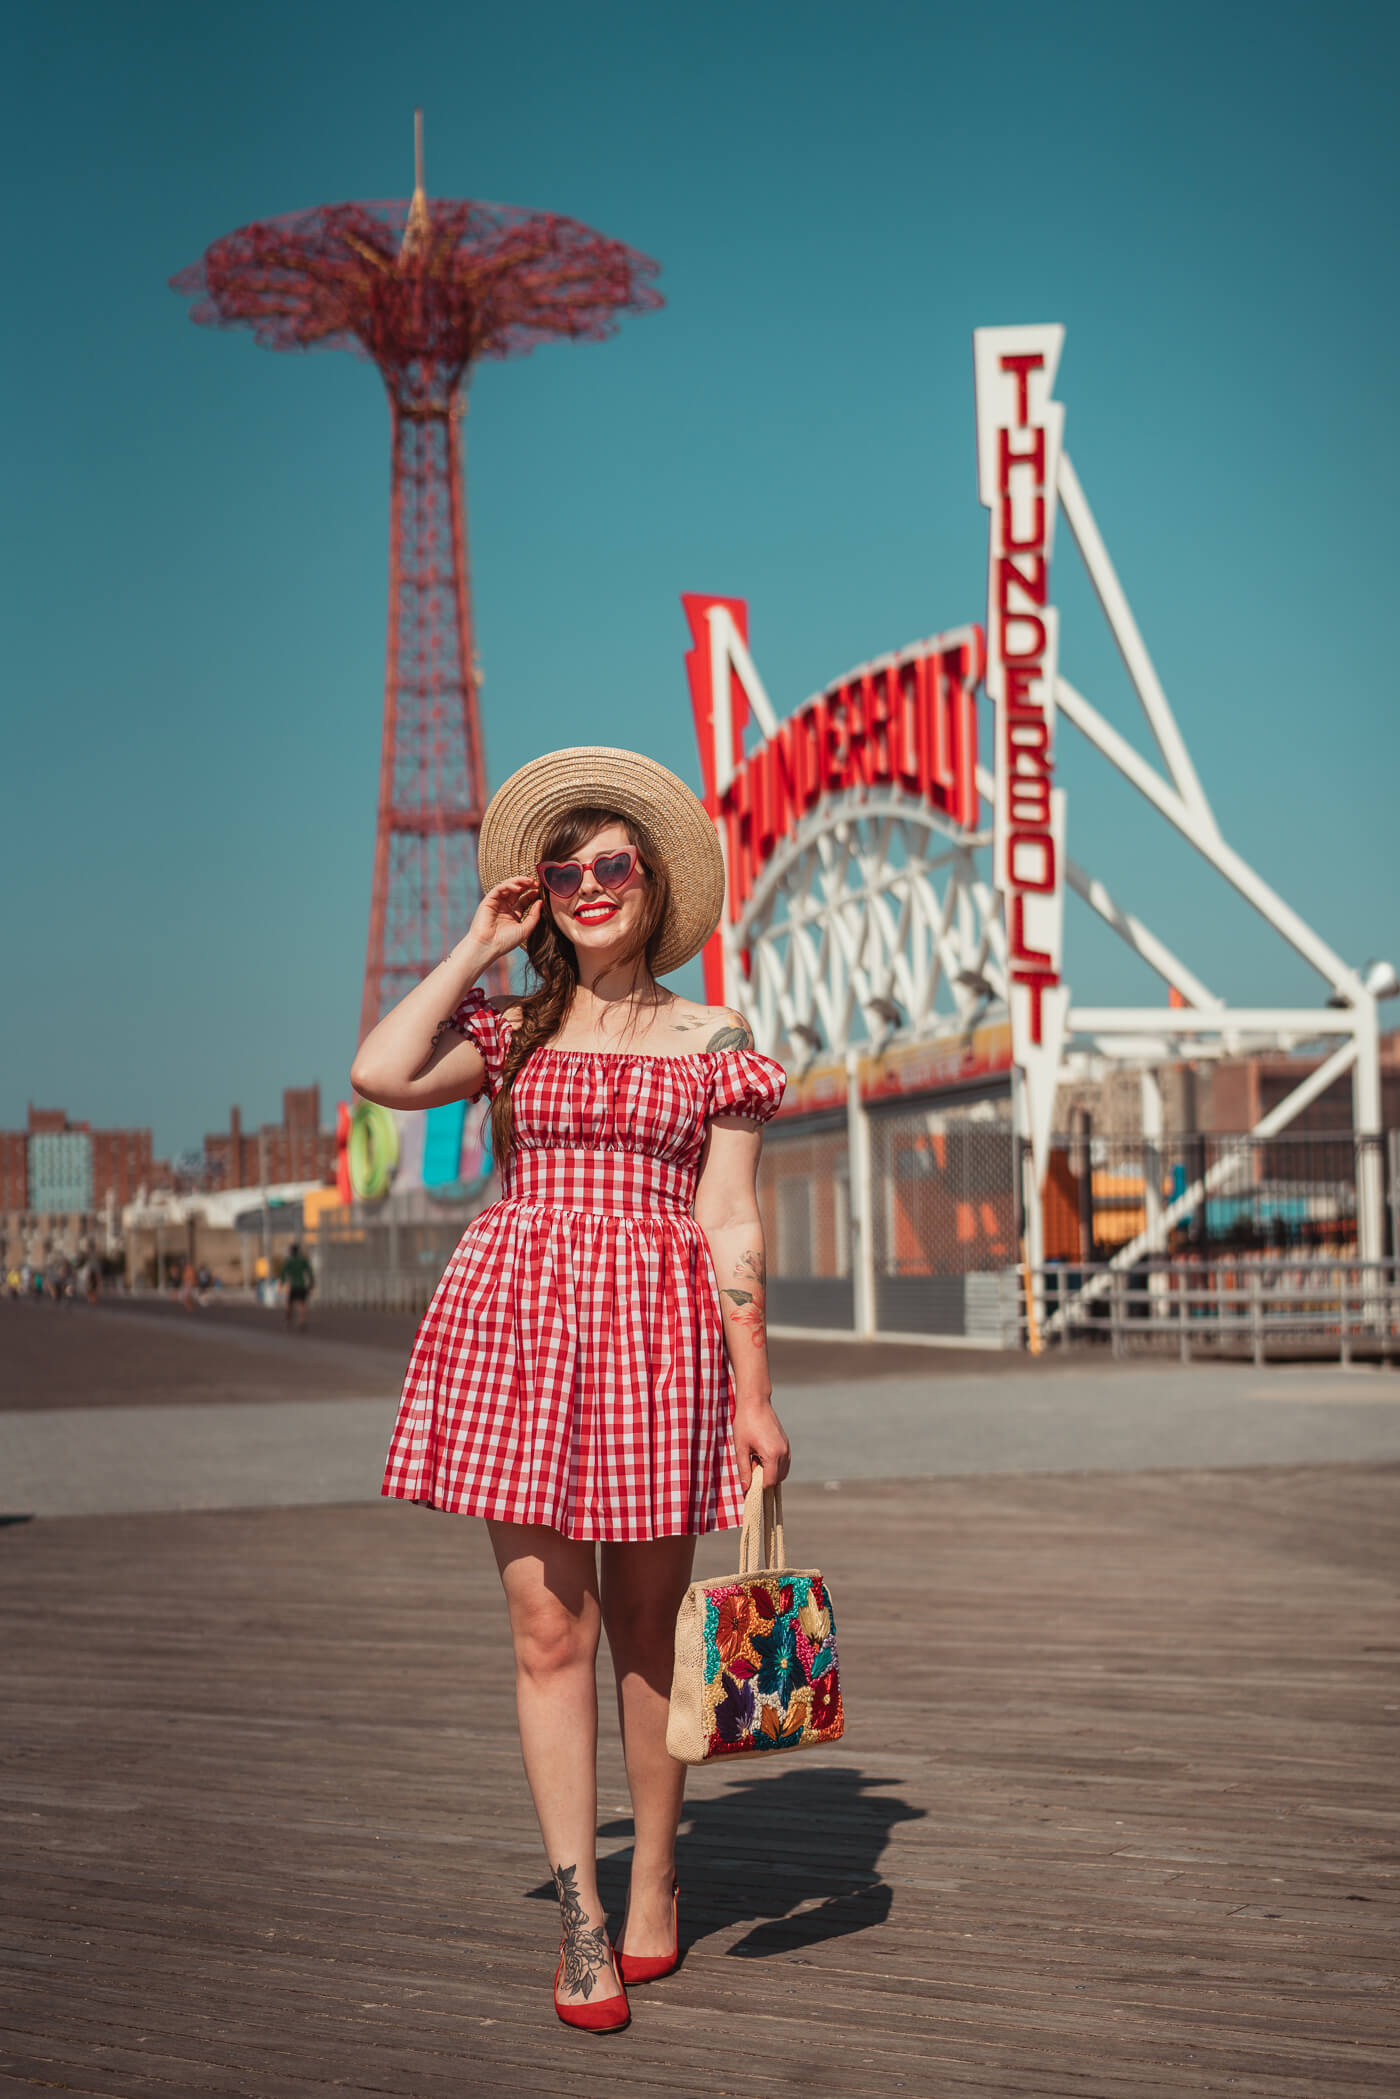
top-left (454, 992), bottom-right (780, 1068)
top-left (531, 1044), bottom-right (778, 1066)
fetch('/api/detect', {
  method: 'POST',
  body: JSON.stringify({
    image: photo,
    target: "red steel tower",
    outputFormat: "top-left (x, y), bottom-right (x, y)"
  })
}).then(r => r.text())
top-left (173, 118), bottom-right (661, 1040)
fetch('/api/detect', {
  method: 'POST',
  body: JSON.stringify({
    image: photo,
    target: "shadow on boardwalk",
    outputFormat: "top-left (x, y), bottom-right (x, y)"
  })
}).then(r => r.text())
top-left (532, 1766), bottom-right (926, 1957)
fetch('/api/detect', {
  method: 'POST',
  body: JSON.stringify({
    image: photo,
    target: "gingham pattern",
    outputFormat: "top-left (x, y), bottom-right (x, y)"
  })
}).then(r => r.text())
top-left (381, 989), bottom-right (786, 1541)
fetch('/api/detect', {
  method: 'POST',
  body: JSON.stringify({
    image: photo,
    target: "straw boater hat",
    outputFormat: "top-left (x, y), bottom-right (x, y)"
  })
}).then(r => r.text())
top-left (477, 746), bottom-right (725, 977)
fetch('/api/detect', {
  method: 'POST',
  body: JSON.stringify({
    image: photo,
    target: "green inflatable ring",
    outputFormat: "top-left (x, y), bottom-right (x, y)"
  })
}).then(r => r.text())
top-left (348, 1101), bottom-right (400, 1200)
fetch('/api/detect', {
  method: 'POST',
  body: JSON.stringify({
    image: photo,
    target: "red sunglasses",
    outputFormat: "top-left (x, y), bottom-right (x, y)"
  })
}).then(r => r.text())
top-left (535, 846), bottom-right (643, 901)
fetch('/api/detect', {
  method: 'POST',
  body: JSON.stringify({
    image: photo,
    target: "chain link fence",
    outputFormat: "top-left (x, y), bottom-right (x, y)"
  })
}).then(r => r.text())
top-left (310, 1112), bottom-right (1396, 1350)
top-left (756, 1119), bottom-right (854, 1329)
top-left (1041, 1129), bottom-right (1386, 1262)
top-left (313, 1211), bottom-right (473, 1311)
top-left (867, 1100), bottom-right (1017, 1339)
top-left (759, 1096), bottom-right (1021, 1341)
top-left (764, 1104), bottom-right (1395, 1346)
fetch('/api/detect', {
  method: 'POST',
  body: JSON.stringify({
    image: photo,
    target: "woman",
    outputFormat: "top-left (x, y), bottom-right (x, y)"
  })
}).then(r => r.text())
top-left (352, 747), bottom-right (790, 2034)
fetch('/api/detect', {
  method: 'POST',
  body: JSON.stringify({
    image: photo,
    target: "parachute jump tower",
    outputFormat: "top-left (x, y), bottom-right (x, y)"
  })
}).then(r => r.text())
top-left (174, 116), bottom-right (662, 1040)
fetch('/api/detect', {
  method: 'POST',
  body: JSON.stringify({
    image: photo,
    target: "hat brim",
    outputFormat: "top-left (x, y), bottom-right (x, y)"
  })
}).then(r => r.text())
top-left (477, 747), bottom-right (725, 978)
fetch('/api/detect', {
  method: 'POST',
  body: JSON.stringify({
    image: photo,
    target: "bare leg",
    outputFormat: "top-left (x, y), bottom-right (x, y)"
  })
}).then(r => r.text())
top-left (600, 1534), bottom-right (696, 1959)
top-left (488, 1521), bottom-right (621, 2006)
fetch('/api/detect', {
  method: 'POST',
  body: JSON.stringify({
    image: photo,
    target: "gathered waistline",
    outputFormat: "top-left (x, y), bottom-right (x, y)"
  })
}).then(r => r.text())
top-left (492, 1194), bottom-right (699, 1222)
top-left (500, 1146), bottom-right (696, 1218)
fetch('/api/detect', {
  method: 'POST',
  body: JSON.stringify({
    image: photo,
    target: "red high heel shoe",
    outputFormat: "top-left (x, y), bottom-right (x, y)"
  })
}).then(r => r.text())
top-left (553, 1936), bottom-right (630, 2033)
top-left (617, 1882), bottom-right (679, 1985)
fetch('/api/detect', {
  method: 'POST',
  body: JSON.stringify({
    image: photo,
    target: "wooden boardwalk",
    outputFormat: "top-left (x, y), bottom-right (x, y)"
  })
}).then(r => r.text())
top-left (0, 1297), bottom-right (1027, 1412)
top-left (2, 1466), bottom-right (1397, 2097)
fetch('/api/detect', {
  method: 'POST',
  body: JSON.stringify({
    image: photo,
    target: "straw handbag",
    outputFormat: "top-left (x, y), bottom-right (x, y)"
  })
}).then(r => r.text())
top-left (666, 1466), bottom-right (845, 1764)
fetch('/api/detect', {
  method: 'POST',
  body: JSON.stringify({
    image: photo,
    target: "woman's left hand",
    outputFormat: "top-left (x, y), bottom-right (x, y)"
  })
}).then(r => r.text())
top-left (732, 1398), bottom-right (791, 1489)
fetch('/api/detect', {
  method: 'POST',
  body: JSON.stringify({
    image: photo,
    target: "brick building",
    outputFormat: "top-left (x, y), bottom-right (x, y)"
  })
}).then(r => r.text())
top-left (0, 1106), bottom-right (158, 1213)
top-left (1, 1132), bottom-right (26, 1212)
top-left (93, 1128), bottom-right (158, 1206)
top-left (203, 1086), bottom-right (336, 1190)
top-left (1202, 1036), bottom-right (1400, 1135)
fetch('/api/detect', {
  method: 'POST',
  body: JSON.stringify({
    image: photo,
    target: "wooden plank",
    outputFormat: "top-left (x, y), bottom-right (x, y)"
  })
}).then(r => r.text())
top-left (1, 1468), bottom-right (1397, 2097)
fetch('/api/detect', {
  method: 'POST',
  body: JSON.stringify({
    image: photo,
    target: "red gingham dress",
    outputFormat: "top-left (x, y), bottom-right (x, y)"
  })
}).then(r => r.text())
top-left (381, 988), bottom-right (787, 1542)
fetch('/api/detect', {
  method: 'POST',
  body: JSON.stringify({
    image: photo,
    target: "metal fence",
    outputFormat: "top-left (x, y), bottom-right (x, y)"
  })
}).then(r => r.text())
top-left (313, 1212), bottom-right (472, 1311)
top-left (1027, 1257), bottom-right (1400, 1364)
top-left (1039, 1128), bottom-right (1388, 1263)
top-left (760, 1099), bottom-right (1021, 1341)
top-left (867, 1103), bottom-right (1017, 1340)
top-left (762, 1108), bottom-right (1396, 1348)
top-left (756, 1119), bottom-right (853, 1329)
top-left (309, 1115), bottom-right (1397, 1354)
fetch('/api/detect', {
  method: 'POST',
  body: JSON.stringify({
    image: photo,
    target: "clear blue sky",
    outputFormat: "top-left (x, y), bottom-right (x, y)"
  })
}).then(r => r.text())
top-left (3, 0), bottom-right (1396, 1156)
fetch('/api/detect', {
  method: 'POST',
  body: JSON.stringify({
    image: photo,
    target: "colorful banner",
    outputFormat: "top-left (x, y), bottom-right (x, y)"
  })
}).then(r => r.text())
top-left (336, 1097), bottom-right (494, 1204)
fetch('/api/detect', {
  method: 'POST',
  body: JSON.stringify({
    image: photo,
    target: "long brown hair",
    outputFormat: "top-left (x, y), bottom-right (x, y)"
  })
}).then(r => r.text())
top-left (489, 806), bottom-right (672, 1160)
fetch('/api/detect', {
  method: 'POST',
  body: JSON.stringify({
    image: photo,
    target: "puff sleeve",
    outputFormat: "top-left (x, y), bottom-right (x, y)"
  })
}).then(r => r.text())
top-left (445, 986), bottom-right (512, 1100)
top-left (708, 1048), bottom-right (787, 1125)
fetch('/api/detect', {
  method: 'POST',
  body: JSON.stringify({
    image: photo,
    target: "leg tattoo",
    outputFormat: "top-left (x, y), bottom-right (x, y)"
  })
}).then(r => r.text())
top-left (553, 1863), bottom-right (612, 1999)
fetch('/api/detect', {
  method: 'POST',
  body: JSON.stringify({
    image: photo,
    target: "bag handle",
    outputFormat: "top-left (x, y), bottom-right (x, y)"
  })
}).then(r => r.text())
top-left (737, 1462), bottom-right (786, 1574)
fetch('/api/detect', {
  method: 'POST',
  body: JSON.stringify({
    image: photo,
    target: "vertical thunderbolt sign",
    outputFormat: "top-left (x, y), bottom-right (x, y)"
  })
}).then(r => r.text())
top-left (973, 326), bottom-right (1070, 1192)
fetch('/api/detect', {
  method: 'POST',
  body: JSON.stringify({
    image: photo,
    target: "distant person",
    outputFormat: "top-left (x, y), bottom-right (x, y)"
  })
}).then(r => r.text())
top-left (31, 1268), bottom-right (45, 1301)
top-left (6, 1266), bottom-right (19, 1299)
top-left (196, 1263), bottom-right (212, 1307)
top-left (179, 1260), bottom-right (199, 1311)
top-left (20, 1261), bottom-right (33, 1299)
top-left (83, 1258), bottom-right (101, 1306)
top-left (280, 1242), bottom-right (314, 1329)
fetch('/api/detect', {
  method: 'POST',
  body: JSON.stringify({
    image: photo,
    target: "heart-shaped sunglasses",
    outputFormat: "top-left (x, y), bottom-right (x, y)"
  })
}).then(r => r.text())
top-left (535, 846), bottom-right (642, 901)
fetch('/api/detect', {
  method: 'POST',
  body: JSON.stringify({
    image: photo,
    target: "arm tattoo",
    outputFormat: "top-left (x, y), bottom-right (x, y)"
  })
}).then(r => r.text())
top-left (721, 1266), bottom-right (768, 1351)
top-left (707, 1020), bottom-right (754, 1051)
top-left (552, 1863), bottom-right (612, 2000)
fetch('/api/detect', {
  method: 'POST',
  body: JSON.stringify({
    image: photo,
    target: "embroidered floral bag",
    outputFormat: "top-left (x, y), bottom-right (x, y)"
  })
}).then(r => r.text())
top-left (666, 1466), bottom-right (845, 1763)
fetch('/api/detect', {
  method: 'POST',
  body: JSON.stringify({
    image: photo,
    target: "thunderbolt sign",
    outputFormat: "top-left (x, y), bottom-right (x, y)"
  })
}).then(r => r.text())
top-left (682, 593), bottom-right (983, 1008)
top-left (973, 326), bottom-right (1072, 1188)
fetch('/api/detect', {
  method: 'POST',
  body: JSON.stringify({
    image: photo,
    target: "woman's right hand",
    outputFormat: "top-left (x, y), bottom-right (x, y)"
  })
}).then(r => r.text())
top-left (463, 875), bottom-right (544, 962)
top-left (352, 873), bottom-right (544, 1108)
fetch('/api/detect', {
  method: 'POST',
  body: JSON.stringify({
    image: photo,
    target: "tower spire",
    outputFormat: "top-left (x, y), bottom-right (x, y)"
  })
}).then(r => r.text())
top-left (402, 108), bottom-right (430, 256)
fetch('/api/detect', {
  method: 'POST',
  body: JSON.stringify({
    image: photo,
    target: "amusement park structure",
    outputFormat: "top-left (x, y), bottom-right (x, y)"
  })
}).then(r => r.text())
top-left (173, 114), bottom-right (661, 1041)
top-left (685, 323), bottom-right (1395, 1318)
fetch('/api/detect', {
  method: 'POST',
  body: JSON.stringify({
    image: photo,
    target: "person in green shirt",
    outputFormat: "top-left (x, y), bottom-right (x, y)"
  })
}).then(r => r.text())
top-left (279, 1242), bottom-right (315, 1330)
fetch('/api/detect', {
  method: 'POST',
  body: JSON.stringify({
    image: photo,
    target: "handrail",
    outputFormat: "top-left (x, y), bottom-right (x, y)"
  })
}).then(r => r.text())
top-left (1021, 1258), bottom-right (1400, 1365)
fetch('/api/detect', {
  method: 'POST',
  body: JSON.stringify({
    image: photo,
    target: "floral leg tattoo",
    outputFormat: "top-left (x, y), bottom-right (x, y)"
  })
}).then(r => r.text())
top-left (720, 1247), bottom-right (768, 1352)
top-left (553, 1863), bottom-right (612, 1999)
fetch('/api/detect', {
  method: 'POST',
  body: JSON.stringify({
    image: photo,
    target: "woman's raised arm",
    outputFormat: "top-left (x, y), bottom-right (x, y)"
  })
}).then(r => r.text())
top-left (349, 874), bottom-right (541, 1110)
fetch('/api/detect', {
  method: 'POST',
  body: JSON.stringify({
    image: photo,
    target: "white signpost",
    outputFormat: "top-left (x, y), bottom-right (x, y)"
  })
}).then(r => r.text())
top-left (973, 325), bottom-right (1070, 1278)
